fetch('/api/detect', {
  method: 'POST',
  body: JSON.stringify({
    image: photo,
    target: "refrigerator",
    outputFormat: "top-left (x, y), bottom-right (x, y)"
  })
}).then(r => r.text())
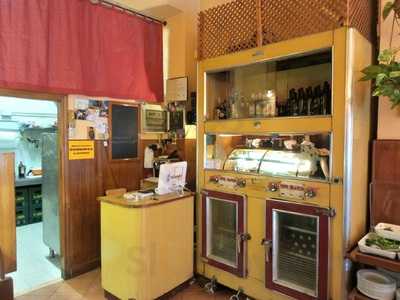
top-left (41, 132), bottom-right (60, 255)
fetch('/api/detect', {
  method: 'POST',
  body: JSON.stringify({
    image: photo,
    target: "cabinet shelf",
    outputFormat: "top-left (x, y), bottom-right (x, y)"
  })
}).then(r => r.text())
top-left (348, 246), bottom-right (400, 273)
top-left (204, 116), bottom-right (332, 134)
top-left (348, 288), bottom-right (373, 300)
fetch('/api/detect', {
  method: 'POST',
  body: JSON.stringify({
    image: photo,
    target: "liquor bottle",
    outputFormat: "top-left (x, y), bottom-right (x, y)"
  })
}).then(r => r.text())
top-left (298, 88), bottom-right (307, 116)
top-left (306, 87), bottom-right (313, 116)
top-left (289, 89), bottom-right (299, 116)
top-left (311, 85), bottom-right (322, 115)
top-left (322, 81), bottom-right (331, 115)
top-left (215, 97), bottom-right (228, 119)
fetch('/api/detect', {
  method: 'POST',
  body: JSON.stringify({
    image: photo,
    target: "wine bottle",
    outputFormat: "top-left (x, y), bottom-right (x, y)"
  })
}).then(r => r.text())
top-left (322, 81), bottom-right (331, 115)
top-left (289, 89), bottom-right (299, 116)
top-left (298, 88), bottom-right (306, 116)
top-left (306, 87), bottom-right (313, 116)
top-left (312, 85), bottom-right (322, 115)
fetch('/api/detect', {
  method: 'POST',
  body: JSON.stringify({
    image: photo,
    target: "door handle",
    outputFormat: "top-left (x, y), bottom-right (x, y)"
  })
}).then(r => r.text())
top-left (237, 233), bottom-right (251, 254)
top-left (261, 238), bottom-right (272, 263)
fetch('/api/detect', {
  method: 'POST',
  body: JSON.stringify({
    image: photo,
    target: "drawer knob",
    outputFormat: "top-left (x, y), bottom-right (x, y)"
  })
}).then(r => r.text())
top-left (236, 179), bottom-right (246, 188)
top-left (268, 182), bottom-right (279, 192)
top-left (209, 176), bottom-right (219, 184)
top-left (305, 188), bottom-right (317, 198)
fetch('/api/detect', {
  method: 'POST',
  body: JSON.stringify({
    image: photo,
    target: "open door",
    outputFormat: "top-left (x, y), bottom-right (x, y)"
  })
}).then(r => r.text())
top-left (0, 153), bottom-right (16, 300)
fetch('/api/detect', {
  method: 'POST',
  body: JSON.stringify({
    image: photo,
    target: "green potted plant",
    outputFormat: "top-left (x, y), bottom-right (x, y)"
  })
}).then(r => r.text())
top-left (361, 0), bottom-right (400, 108)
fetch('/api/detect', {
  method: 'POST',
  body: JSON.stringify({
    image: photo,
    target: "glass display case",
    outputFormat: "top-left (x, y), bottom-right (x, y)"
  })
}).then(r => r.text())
top-left (205, 50), bottom-right (332, 121)
top-left (205, 133), bottom-right (331, 181)
top-left (223, 148), bottom-right (267, 173)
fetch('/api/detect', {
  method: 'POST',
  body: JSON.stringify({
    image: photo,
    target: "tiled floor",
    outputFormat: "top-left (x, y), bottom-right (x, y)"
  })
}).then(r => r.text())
top-left (16, 269), bottom-right (237, 300)
top-left (10, 222), bottom-right (62, 295)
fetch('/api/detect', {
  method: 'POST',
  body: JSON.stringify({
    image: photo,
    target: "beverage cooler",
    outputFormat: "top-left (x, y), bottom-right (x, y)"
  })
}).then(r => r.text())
top-left (201, 190), bottom-right (249, 278)
top-left (264, 200), bottom-right (330, 300)
top-left (197, 27), bottom-right (372, 300)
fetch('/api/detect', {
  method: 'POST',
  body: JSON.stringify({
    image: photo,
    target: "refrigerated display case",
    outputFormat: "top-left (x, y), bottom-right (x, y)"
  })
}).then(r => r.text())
top-left (205, 133), bottom-right (331, 181)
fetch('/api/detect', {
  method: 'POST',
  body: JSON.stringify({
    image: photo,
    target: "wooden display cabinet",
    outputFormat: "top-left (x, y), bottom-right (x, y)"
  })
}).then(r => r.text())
top-left (197, 27), bottom-right (372, 300)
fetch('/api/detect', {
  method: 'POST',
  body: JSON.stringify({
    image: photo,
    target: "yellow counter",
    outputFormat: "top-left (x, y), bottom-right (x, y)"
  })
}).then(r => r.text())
top-left (99, 191), bottom-right (194, 300)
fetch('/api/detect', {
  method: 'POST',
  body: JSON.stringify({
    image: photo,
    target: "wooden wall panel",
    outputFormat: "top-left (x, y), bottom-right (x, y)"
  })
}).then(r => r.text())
top-left (64, 142), bottom-right (142, 278)
top-left (371, 140), bottom-right (400, 226)
top-left (372, 140), bottom-right (400, 183)
top-left (0, 153), bottom-right (16, 274)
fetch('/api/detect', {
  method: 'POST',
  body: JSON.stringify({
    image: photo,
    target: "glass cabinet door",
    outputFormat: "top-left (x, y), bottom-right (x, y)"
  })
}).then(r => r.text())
top-left (265, 200), bottom-right (329, 300)
top-left (202, 190), bottom-right (248, 277)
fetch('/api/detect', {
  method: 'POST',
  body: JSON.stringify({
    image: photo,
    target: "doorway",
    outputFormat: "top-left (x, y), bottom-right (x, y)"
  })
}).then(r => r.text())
top-left (0, 96), bottom-right (62, 295)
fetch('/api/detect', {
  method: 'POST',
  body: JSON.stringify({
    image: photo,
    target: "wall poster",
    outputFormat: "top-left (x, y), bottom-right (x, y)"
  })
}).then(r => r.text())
top-left (68, 97), bottom-right (109, 140)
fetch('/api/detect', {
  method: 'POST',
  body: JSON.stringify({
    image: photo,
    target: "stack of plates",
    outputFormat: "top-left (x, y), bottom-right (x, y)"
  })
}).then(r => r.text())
top-left (357, 269), bottom-right (396, 300)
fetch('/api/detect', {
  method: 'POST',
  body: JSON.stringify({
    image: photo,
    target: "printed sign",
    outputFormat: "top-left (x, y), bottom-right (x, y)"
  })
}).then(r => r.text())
top-left (68, 140), bottom-right (95, 160)
top-left (279, 181), bottom-right (305, 200)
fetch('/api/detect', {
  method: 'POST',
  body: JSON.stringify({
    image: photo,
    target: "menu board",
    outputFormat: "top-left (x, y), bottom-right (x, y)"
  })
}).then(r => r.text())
top-left (111, 104), bottom-right (139, 160)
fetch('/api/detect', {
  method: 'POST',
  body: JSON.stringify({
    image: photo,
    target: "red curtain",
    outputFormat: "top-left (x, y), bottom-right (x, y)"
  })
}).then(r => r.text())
top-left (0, 0), bottom-right (163, 102)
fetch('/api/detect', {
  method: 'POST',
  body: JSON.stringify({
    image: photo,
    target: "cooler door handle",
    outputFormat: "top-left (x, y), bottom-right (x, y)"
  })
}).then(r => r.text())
top-left (261, 238), bottom-right (272, 263)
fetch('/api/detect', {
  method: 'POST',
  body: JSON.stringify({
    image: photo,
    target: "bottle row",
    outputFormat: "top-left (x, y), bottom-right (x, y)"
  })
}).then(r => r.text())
top-left (214, 81), bottom-right (331, 120)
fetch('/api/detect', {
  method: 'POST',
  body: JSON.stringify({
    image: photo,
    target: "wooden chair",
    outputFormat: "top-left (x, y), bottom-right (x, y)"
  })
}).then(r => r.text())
top-left (105, 188), bottom-right (127, 196)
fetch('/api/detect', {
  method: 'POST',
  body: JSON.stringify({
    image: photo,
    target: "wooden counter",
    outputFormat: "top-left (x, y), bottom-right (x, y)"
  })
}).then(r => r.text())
top-left (99, 191), bottom-right (194, 300)
top-left (98, 191), bottom-right (193, 208)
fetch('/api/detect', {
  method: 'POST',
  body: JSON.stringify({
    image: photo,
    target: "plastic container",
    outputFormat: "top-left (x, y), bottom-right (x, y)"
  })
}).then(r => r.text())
top-left (357, 269), bottom-right (396, 300)
top-left (358, 233), bottom-right (397, 260)
top-left (376, 223), bottom-right (400, 242)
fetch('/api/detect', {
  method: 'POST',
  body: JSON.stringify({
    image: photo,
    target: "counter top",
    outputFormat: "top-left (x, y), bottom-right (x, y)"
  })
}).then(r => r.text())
top-left (15, 176), bottom-right (42, 187)
top-left (98, 191), bottom-right (194, 208)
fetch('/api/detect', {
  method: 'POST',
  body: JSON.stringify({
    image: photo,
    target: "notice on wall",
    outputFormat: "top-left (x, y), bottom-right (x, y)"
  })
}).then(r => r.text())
top-left (68, 140), bottom-right (95, 160)
top-left (166, 77), bottom-right (188, 102)
top-left (68, 97), bottom-right (109, 140)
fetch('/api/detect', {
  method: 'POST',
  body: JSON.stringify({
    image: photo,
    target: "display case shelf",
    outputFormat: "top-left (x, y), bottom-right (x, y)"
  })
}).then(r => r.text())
top-left (348, 246), bottom-right (400, 273)
top-left (204, 116), bottom-right (332, 134)
top-left (348, 288), bottom-right (373, 300)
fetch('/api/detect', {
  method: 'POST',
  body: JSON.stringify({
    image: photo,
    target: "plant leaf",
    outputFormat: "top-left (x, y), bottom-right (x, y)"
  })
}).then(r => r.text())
top-left (383, 1), bottom-right (395, 20)
top-left (373, 87), bottom-right (383, 96)
top-left (362, 64), bottom-right (385, 76)
top-left (390, 71), bottom-right (400, 78)
top-left (379, 49), bottom-right (396, 64)
top-left (376, 73), bottom-right (388, 85)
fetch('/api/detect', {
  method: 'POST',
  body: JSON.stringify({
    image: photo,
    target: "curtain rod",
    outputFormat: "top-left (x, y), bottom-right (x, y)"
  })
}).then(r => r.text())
top-left (90, 0), bottom-right (167, 26)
